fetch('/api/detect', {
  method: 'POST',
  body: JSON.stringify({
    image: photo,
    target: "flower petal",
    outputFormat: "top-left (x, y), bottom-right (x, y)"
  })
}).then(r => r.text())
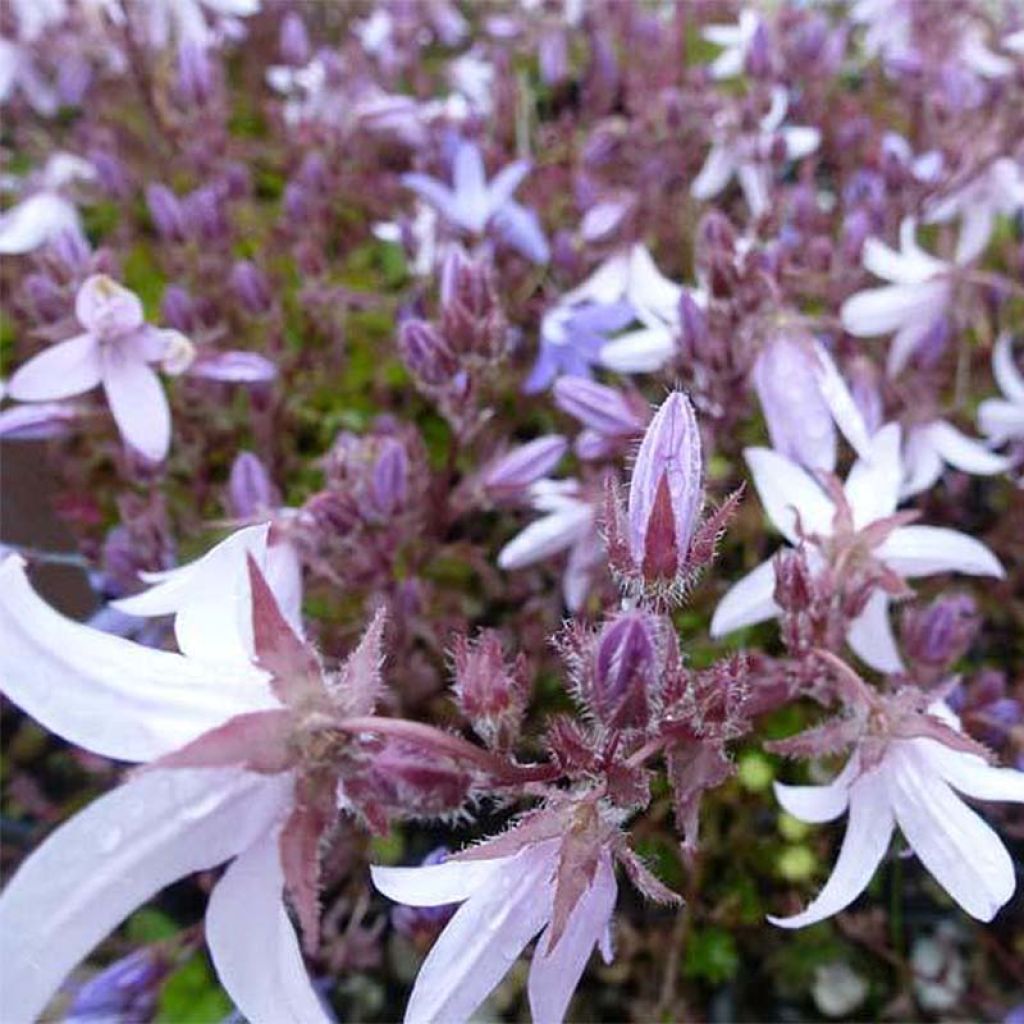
top-left (744, 447), bottom-right (834, 544)
top-left (7, 334), bottom-right (101, 401)
top-left (811, 342), bottom-right (872, 460)
top-left (528, 851), bottom-right (617, 1024)
top-left (371, 856), bottom-right (511, 907)
top-left (889, 746), bottom-right (1016, 922)
top-left (487, 160), bottom-right (530, 211)
top-left (206, 826), bottom-right (331, 1024)
top-left (0, 555), bottom-right (275, 762)
top-left (769, 768), bottom-right (893, 929)
top-left (498, 504), bottom-right (593, 570)
top-left (978, 397), bottom-right (1024, 446)
top-left (452, 141), bottom-right (489, 231)
top-left (709, 559), bottom-right (780, 637)
top-left (101, 348), bottom-right (171, 462)
top-left (926, 420), bottom-right (1012, 475)
top-left (992, 333), bottom-right (1024, 403)
top-left (401, 173), bottom-right (459, 225)
top-left (402, 844), bottom-right (556, 1024)
top-left (843, 422), bottom-right (902, 529)
top-left (840, 281), bottom-right (947, 338)
top-left (0, 768), bottom-right (290, 1024)
top-left (0, 193), bottom-right (80, 254)
top-left (599, 326), bottom-right (674, 373)
top-left (491, 201), bottom-right (550, 264)
top-left (846, 589), bottom-right (902, 673)
top-left (916, 739), bottom-right (1024, 804)
top-left (691, 143), bottom-right (736, 200)
top-left (773, 758), bottom-right (859, 824)
top-left (877, 525), bottom-right (1004, 579)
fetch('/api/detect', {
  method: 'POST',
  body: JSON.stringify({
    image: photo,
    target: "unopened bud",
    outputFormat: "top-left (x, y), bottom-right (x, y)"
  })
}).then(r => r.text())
top-left (902, 593), bottom-right (979, 671)
top-left (369, 438), bottom-right (409, 520)
top-left (230, 260), bottom-right (273, 314)
top-left (398, 319), bottom-right (458, 387)
top-left (440, 248), bottom-right (503, 358)
top-left (228, 451), bottom-right (277, 518)
top-left (677, 291), bottom-right (710, 360)
top-left (481, 435), bottom-right (567, 500)
top-left (177, 41), bottom-right (214, 107)
top-left (65, 947), bottom-right (172, 1023)
top-left (279, 11), bottom-right (311, 66)
top-left (592, 612), bottom-right (657, 729)
top-left (452, 631), bottom-right (529, 748)
top-left (553, 377), bottom-right (646, 438)
top-left (160, 284), bottom-right (197, 333)
top-left (145, 184), bottom-right (187, 241)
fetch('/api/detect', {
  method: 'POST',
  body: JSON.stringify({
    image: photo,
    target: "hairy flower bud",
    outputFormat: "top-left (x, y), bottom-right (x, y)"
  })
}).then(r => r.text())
top-left (677, 291), bottom-right (711, 361)
top-left (369, 437), bottom-right (409, 520)
top-left (440, 249), bottom-right (504, 359)
top-left (452, 631), bottom-right (530, 748)
top-left (627, 392), bottom-right (703, 583)
top-left (228, 451), bottom-right (277, 519)
top-left (902, 594), bottom-right (979, 672)
top-left (480, 435), bottom-right (567, 500)
top-left (592, 612), bottom-right (658, 729)
top-left (398, 319), bottom-right (458, 387)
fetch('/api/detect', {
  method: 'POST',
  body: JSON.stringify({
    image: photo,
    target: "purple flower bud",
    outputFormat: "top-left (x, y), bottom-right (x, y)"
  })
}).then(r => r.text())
top-left (912, 316), bottom-right (950, 370)
top-left (90, 150), bottom-right (130, 198)
top-left (64, 947), bottom-right (170, 1023)
top-left (230, 260), bottom-right (272, 314)
top-left (553, 377), bottom-right (646, 438)
top-left (398, 319), bottom-right (458, 387)
top-left (177, 41), bottom-right (214, 107)
top-left (745, 21), bottom-right (773, 78)
top-left (538, 28), bottom-right (569, 86)
top-left (481, 435), bottom-right (567, 498)
top-left (902, 594), bottom-right (979, 670)
top-left (592, 612), bottom-right (658, 729)
top-left (50, 229), bottom-right (93, 273)
top-left (297, 152), bottom-right (328, 193)
top-left (452, 631), bottom-right (529, 747)
top-left (283, 181), bottom-right (310, 224)
top-left (183, 185), bottom-right (227, 243)
top-left (228, 451), bottom-right (277, 518)
top-left (187, 351), bottom-right (277, 383)
top-left (146, 184), bottom-right (188, 241)
top-left (678, 292), bottom-right (710, 360)
top-left (22, 272), bottom-right (65, 320)
top-left (627, 391), bottom-right (704, 582)
top-left (57, 56), bottom-right (92, 107)
top-left (279, 11), bottom-right (311, 66)
top-left (161, 284), bottom-right (197, 333)
top-left (370, 438), bottom-right (409, 519)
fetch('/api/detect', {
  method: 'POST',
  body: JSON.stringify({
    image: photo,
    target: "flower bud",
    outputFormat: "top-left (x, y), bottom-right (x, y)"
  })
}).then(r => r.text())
top-left (592, 612), bottom-right (658, 729)
top-left (228, 451), bottom-right (277, 518)
top-left (902, 593), bottom-right (979, 671)
top-left (230, 260), bottom-right (273, 314)
top-left (440, 249), bottom-right (504, 359)
top-left (538, 28), bottom-right (569, 86)
top-left (160, 284), bottom-right (197, 333)
top-left (183, 185), bottom-right (227, 243)
top-left (677, 291), bottom-right (710, 361)
top-left (22, 272), bottom-right (65, 320)
top-left (145, 184), bottom-right (187, 241)
top-left (627, 391), bottom-right (703, 582)
top-left (279, 11), bottom-right (311, 66)
top-left (452, 631), bottom-right (529, 748)
top-left (480, 435), bottom-right (567, 500)
top-left (64, 947), bottom-right (172, 1022)
top-left (369, 437), bottom-right (409, 520)
top-left (177, 41), bottom-right (214, 107)
top-left (553, 377), bottom-right (646, 439)
top-left (398, 319), bottom-right (458, 387)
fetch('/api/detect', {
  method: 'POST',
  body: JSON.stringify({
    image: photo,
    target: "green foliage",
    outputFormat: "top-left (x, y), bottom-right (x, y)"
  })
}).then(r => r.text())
top-left (683, 926), bottom-right (740, 985)
top-left (155, 952), bottom-right (232, 1024)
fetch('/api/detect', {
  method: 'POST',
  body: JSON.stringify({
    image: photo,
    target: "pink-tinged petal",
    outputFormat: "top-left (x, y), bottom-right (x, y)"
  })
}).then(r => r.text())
top-left (955, 204), bottom-right (994, 264)
top-left (561, 250), bottom-right (630, 306)
top-left (452, 141), bottom-right (489, 231)
top-left (992, 333), bottom-right (1024, 403)
top-left (487, 160), bottom-right (530, 212)
top-left (266, 539), bottom-right (304, 635)
top-left (709, 559), bottom-right (779, 637)
top-left (0, 193), bottom-right (80, 254)
top-left (888, 746), bottom-right (1015, 921)
top-left (371, 855), bottom-right (511, 907)
top-left (846, 590), bottom-right (902, 673)
top-left (599, 325), bottom-right (675, 373)
top-left (75, 274), bottom-right (145, 337)
top-left (737, 162), bottom-right (770, 219)
top-left (840, 281), bottom-right (947, 338)
top-left (402, 844), bottom-right (556, 1024)
top-left (206, 826), bottom-right (331, 1024)
top-left (563, 531), bottom-right (601, 613)
top-left (626, 245), bottom-right (682, 319)
top-left (914, 739), bottom-right (1024, 804)
top-left (900, 428), bottom-right (944, 498)
top-left (7, 333), bottom-right (101, 401)
top-left (811, 343), bottom-right (872, 460)
top-left (690, 143), bottom-right (736, 200)
top-left (0, 768), bottom-right (291, 1024)
top-left (877, 525), bottom-right (1004, 579)
top-left (773, 758), bottom-right (858, 824)
top-left (101, 348), bottom-right (170, 462)
top-left (769, 769), bottom-right (893, 929)
top-left (927, 420), bottom-right (1011, 475)
top-left (744, 447), bottom-right (833, 544)
top-left (843, 422), bottom-right (902, 529)
top-left (187, 351), bottom-right (277, 383)
top-left (528, 850), bottom-right (617, 1024)
top-left (498, 505), bottom-right (593, 570)
top-left (978, 398), bottom-right (1024, 445)
top-left (0, 400), bottom-right (81, 439)
top-left (0, 556), bottom-right (276, 762)
top-left (401, 173), bottom-right (459, 224)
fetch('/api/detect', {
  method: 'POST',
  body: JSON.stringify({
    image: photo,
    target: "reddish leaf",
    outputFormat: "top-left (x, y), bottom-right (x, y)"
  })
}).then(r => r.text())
top-left (616, 843), bottom-right (682, 905)
top-left (330, 606), bottom-right (387, 716)
top-left (247, 555), bottom-right (324, 706)
top-left (666, 741), bottom-right (734, 850)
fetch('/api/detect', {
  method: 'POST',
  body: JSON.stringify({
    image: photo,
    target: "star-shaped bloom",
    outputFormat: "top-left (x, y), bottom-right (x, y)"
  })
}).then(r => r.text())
top-left (0, 528), bottom-right (344, 1023)
top-left (925, 157), bottom-right (1024, 263)
top-left (901, 418), bottom-right (1011, 497)
top-left (710, 425), bottom-right (1004, 673)
top-left (771, 705), bottom-right (1024, 928)
top-left (840, 219), bottom-right (957, 376)
top-left (0, 152), bottom-right (94, 254)
top-left (498, 479), bottom-right (602, 612)
top-left (978, 333), bottom-right (1024, 446)
top-left (6, 274), bottom-right (193, 462)
top-left (691, 88), bottom-right (820, 219)
top-left (372, 812), bottom-right (618, 1024)
top-left (701, 9), bottom-right (763, 79)
top-left (402, 140), bottom-right (549, 264)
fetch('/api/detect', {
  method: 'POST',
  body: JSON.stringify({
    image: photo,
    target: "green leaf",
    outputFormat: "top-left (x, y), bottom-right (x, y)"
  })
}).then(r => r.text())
top-left (683, 926), bottom-right (739, 984)
top-left (155, 951), bottom-right (233, 1023)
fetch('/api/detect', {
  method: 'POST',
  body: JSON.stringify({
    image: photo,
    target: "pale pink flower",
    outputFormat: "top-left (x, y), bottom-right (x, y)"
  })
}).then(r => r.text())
top-left (710, 425), bottom-right (1004, 673)
top-left (6, 274), bottom-right (194, 462)
top-left (978, 333), bottom-right (1024, 446)
top-left (901, 419), bottom-right (1011, 497)
top-left (0, 529), bottom-right (331, 1024)
top-left (691, 87), bottom-right (820, 219)
top-left (771, 706), bottom-right (1024, 928)
top-left (372, 838), bottom-right (617, 1024)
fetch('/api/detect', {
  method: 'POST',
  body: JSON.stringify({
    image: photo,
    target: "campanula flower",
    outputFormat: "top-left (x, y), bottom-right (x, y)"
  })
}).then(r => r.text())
top-left (978, 334), bottom-right (1024, 447)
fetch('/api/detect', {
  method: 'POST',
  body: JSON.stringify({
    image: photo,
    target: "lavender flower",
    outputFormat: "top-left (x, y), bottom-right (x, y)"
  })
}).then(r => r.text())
top-left (701, 9), bottom-right (765, 79)
top-left (901, 418), bottom-right (1011, 496)
top-left (0, 153), bottom-right (94, 254)
top-left (978, 334), bottom-right (1024, 446)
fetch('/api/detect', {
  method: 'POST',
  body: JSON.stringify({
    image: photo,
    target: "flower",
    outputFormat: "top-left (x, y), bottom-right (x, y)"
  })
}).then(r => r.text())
top-left (402, 140), bottom-right (549, 264)
top-left (691, 87), bottom-right (820, 219)
top-left (372, 824), bottom-right (617, 1024)
top-left (925, 157), bottom-right (1024, 263)
top-left (497, 479), bottom-right (602, 611)
top-left (6, 274), bottom-right (193, 462)
top-left (978, 333), bottom-right (1024, 447)
top-left (770, 706), bottom-right (1024, 928)
top-left (0, 537), bottom-right (338, 1023)
top-left (552, 376), bottom-right (647, 460)
top-left (840, 219), bottom-right (956, 377)
top-left (480, 435), bottom-right (569, 501)
top-left (0, 152), bottom-right (94, 254)
top-left (710, 424), bottom-right (1004, 672)
top-left (701, 9), bottom-right (764, 79)
top-left (901, 418), bottom-right (1010, 497)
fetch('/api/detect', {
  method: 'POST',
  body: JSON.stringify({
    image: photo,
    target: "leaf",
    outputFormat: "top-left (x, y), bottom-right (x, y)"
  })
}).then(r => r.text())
top-left (330, 606), bottom-right (388, 716)
top-left (683, 927), bottom-right (739, 984)
top-left (616, 844), bottom-right (682, 905)
top-left (666, 741), bottom-right (734, 850)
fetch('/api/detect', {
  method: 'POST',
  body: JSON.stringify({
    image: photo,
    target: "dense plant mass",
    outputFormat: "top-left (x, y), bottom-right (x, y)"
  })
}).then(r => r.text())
top-left (2, 1), bottom-right (1024, 1021)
